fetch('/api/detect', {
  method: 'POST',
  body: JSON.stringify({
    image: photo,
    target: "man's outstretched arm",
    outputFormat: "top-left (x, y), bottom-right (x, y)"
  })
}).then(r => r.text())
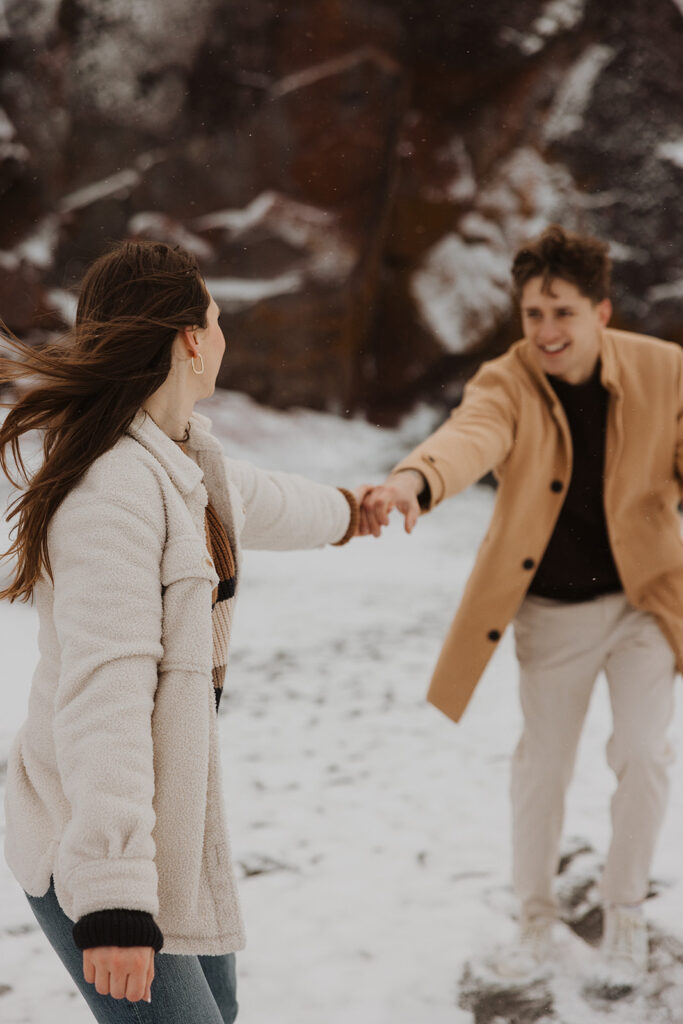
top-left (360, 359), bottom-right (520, 535)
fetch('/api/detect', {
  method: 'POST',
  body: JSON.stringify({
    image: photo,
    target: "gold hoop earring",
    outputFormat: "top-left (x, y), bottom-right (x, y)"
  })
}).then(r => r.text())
top-left (191, 353), bottom-right (205, 375)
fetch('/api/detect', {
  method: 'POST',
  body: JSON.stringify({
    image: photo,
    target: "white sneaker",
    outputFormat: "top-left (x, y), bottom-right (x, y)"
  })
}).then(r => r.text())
top-left (493, 918), bottom-right (556, 979)
top-left (599, 905), bottom-right (649, 987)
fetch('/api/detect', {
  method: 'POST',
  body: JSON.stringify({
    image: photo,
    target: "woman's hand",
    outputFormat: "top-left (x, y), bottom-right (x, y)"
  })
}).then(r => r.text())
top-left (83, 946), bottom-right (155, 1003)
top-left (352, 484), bottom-right (376, 536)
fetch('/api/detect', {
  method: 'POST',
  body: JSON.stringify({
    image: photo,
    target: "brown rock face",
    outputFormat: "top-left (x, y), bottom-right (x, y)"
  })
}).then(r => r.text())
top-left (1, 0), bottom-right (682, 419)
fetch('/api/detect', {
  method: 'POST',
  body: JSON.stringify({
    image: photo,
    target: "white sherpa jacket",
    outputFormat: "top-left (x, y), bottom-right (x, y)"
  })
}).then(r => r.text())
top-left (4, 409), bottom-right (352, 955)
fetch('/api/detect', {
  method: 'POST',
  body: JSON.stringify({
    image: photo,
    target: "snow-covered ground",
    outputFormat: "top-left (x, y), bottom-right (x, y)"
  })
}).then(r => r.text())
top-left (3, 391), bottom-right (683, 1023)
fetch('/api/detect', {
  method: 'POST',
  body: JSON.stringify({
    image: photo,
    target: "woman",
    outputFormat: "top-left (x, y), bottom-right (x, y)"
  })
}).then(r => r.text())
top-left (0, 240), bottom-right (364, 1022)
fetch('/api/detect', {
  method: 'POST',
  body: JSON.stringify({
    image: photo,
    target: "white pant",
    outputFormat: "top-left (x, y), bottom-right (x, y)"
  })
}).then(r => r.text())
top-left (511, 592), bottom-right (676, 925)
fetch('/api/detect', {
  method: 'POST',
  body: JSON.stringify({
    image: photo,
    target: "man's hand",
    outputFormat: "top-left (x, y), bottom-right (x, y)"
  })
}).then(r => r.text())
top-left (83, 946), bottom-right (155, 1003)
top-left (361, 470), bottom-right (424, 536)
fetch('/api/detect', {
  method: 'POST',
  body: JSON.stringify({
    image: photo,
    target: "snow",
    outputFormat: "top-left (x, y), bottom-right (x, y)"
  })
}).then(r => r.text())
top-left (0, 106), bottom-right (15, 142)
top-left (657, 139), bottom-right (683, 169)
top-left (575, 189), bottom-right (628, 210)
top-left (127, 213), bottom-right (215, 261)
top-left (647, 279), bottom-right (683, 303)
top-left (204, 272), bottom-right (305, 311)
top-left (411, 233), bottom-right (511, 354)
top-left (0, 216), bottom-right (59, 273)
top-left (412, 148), bottom-right (578, 355)
top-left (14, 216), bottom-right (60, 269)
top-left (44, 287), bottom-right (78, 326)
top-left (607, 239), bottom-right (649, 264)
top-left (533, 0), bottom-right (587, 34)
top-left (0, 1), bottom-right (9, 40)
top-left (195, 194), bottom-right (286, 236)
top-left (544, 45), bottom-right (617, 142)
top-left (429, 137), bottom-right (478, 204)
top-left (478, 147), bottom-right (575, 232)
top-left (195, 192), bottom-right (356, 286)
top-left (270, 47), bottom-right (399, 100)
top-left (0, 250), bottom-right (19, 271)
top-left (3, 392), bottom-right (683, 1023)
top-left (498, 0), bottom-right (587, 56)
top-left (3, 0), bottom-right (61, 44)
top-left (62, 0), bottom-right (215, 130)
top-left (59, 169), bottom-right (141, 214)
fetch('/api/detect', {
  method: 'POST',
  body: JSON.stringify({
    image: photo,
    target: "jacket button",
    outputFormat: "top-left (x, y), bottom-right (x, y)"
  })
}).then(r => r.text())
top-left (522, 558), bottom-right (535, 570)
top-left (487, 629), bottom-right (501, 642)
top-left (550, 480), bottom-right (563, 493)
top-left (204, 557), bottom-right (213, 568)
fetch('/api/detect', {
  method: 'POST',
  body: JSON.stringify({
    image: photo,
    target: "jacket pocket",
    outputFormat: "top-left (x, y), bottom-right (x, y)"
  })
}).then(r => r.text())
top-left (161, 536), bottom-right (219, 590)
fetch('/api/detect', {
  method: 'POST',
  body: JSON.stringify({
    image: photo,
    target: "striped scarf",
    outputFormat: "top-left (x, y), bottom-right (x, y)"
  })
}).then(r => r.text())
top-left (204, 502), bottom-right (236, 709)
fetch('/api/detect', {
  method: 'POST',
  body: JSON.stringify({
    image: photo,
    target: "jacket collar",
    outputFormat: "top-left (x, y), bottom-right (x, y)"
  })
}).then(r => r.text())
top-left (126, 409), bottom-right (218, 496)
top-left (183, 410), bottom-right (224, 454)
top-left (597, 329), bottom-right (621, 394)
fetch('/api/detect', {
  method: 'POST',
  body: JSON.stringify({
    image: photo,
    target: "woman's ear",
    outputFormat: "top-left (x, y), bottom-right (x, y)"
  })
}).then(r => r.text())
top-left (180, 326), bottom-right (200, 357)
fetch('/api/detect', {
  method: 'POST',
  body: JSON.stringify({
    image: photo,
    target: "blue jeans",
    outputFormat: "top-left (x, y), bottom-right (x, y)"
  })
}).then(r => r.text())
top-left (26, 880), bottom-right (238, 1023)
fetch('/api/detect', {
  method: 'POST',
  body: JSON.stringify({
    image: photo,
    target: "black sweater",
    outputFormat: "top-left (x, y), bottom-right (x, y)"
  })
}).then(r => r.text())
top-left (529, 363), bottom-right (622, 602)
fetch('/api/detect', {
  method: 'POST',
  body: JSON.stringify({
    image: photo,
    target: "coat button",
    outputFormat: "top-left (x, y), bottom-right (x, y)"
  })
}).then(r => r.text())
top-left (204, 557), bottom-right (213, 568)
top-left (522, 558), bottom-right (535, 570)
top-left (487, 629), bottom-right (501, 642)
top-left (550, 480), bottom-right (563, 493)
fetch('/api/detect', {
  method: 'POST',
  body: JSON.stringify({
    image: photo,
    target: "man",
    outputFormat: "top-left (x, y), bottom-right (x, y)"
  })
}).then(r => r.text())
top-left (362, 225), bottom-right (683, 983)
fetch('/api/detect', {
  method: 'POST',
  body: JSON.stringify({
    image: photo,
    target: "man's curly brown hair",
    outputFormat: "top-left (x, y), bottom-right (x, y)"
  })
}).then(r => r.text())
top-left (511, 225), bottom-right (611, 304)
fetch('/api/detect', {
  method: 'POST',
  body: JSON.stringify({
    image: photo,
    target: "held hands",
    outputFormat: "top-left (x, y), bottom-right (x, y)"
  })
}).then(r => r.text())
top-left (356, 471), bottom-right (423, 537)
top-left (83, 946), bottom-right (154, 1003)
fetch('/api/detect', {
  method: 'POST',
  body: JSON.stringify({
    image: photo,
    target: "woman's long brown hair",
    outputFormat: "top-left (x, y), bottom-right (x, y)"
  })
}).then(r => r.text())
top-left (0, 240), bottom-right (209, 602)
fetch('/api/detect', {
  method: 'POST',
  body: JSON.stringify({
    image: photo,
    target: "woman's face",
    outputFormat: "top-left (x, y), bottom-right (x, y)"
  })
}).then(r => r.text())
top-left (194, 294), bottom-right (226, 396)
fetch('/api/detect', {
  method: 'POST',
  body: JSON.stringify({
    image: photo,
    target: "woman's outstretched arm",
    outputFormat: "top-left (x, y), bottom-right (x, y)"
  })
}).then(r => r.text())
top-left (225, 457), bottom-right (367, 551)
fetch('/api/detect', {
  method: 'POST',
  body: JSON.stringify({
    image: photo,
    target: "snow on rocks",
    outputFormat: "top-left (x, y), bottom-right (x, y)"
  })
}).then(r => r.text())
top-left (43, 287), bottom-right (78, 326)
top-left (204, 271), bottom-right (305, 312)
top-left (269, 46), bottom-right (401, 101)
top-left (2, 0), bottom-right (61, 45)
top-left (428, 137), bottom-right (478, 205)
top-left (499, 0), bottom-right (587, 56)
top-left (59, 153), bottom-right (163, 214)
top-left (657, 139), bottom-right (683, 170)
top-left (61, 0), bottom-right (217, 131)
top-left (411, 234), bottom-right (511, 355)
top-left (2, 0), bottom-right (682, 411)
top-left (647, 280), bottom-right (683, 304)
top-left (544, 44), bottom-right (617, 142)
top-left (411, 148), bottom-right (579, 356)
top-left (194, 191), bottom-right (357, 286)
top-left (127, 212), bottom-right (215, 261)
top-left (0, 105), bottom-right (28, 165)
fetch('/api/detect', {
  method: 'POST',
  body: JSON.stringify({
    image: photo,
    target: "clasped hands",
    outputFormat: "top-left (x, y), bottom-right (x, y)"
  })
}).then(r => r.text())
top-left (353, 469), bottom-right (424, 538)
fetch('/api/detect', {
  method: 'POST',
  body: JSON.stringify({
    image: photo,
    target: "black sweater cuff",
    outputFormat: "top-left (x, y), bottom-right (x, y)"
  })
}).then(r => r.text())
top-left (73, 909), bottom-right (164, 951)
top-left (417, 477), bottom-right (431, 510)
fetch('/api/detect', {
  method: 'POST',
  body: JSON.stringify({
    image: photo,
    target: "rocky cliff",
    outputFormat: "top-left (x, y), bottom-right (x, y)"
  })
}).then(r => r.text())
top-left (1, 0), bottom-right (681, 418)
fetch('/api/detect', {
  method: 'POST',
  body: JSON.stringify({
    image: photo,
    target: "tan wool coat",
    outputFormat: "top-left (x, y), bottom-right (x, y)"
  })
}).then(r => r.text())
top-left (4, 410), bottom-right (352, 955)
top-left (392, 329), bottom-right (683, 723)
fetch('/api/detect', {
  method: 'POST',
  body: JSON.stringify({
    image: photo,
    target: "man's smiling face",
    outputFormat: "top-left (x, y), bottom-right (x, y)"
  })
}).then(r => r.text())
top-left (521, 276), bottom-right (612, 385)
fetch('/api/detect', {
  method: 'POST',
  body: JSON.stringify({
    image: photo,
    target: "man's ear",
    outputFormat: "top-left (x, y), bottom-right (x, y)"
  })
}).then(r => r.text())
top-left (597, 298), bottom-right (612, 327)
